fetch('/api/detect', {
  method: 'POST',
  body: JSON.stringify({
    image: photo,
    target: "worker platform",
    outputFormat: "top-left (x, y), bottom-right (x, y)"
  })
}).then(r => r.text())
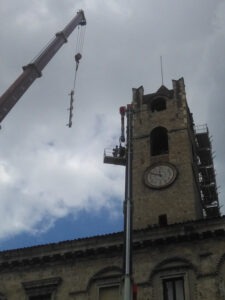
top-left (194, 124), bottom-right (220, 218)
top-left (103, 147), bottom-right (126, 166)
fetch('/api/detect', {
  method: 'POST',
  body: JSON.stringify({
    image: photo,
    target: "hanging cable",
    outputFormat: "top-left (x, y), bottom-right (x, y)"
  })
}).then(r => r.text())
top-left (67, 24), bottom-right (86, 128)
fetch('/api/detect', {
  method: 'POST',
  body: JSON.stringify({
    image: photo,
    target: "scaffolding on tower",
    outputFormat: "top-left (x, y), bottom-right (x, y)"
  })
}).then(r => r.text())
top-left (194, 124), bottom-right (220, 218)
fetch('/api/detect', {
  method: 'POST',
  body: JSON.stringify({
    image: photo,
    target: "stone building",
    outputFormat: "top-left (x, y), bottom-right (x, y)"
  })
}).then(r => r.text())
top-left (0, 77), bottom-right (225, 300)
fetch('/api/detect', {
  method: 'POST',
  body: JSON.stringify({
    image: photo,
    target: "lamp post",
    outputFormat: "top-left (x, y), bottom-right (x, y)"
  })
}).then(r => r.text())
top-left (104, 105), bottom-right (134, 300)
top-left (122, 105), bottom-right (133, 300)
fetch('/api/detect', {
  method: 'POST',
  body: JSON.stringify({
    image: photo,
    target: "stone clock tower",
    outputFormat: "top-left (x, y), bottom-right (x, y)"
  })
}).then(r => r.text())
top-left (132, 78), bottom-right (204, 229)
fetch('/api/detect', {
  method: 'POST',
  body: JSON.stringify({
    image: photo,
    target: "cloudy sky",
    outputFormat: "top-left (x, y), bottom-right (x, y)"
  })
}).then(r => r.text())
top-left (0, 0), bottom-right (225, 250)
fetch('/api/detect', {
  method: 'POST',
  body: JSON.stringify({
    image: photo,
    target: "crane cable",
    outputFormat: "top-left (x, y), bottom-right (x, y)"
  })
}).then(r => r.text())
top-left (67, 25), bottom-right (86, 128)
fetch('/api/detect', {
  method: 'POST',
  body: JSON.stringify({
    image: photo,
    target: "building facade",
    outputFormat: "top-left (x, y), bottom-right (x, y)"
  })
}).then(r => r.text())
top-left (0, 78), bottom-right (224, 300)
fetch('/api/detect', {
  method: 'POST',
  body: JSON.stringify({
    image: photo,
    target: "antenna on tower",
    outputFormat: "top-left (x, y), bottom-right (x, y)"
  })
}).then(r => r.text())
top-left (160, 55), bottom-right (164, 85)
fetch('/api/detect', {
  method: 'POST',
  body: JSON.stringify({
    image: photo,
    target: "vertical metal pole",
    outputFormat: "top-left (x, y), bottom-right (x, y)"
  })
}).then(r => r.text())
top-left (123, 105), bottom-right (133, 300)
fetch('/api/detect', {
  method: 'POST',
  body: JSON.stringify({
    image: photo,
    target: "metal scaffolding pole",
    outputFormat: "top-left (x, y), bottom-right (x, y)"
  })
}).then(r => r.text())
top-left (123, 104), bottom-right (133, 300)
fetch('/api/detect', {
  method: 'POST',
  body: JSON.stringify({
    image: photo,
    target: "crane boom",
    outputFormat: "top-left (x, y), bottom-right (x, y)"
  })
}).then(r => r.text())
top-left (0, 10), bottom-right (86, 124)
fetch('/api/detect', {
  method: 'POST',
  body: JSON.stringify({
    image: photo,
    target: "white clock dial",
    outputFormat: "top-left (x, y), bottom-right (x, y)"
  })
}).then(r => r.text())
top-left (144, 163), bottom-right (177, 189)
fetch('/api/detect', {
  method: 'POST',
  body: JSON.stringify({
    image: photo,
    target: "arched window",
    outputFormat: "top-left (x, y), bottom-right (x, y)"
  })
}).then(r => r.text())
top-left (88, 267), bottom-right (122, 300)
top-left (150, 127), bottom-right (168, 156)
top-left (150, 258), bottom-right (196, 300)
top-left (151, 97), bottom-right (166, 112)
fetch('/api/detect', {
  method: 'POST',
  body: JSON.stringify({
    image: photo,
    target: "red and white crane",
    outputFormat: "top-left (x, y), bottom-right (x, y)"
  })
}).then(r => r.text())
top-left (0, 10), bottom-right (86, 124)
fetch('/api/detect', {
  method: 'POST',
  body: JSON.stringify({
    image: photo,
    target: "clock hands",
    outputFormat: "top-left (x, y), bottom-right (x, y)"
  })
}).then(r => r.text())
top-left (150, 171), bottom-right (162, 177)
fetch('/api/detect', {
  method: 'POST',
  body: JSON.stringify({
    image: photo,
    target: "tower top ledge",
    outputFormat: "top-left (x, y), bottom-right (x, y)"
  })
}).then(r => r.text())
top-left (132, 77), bottom-right (186, 106)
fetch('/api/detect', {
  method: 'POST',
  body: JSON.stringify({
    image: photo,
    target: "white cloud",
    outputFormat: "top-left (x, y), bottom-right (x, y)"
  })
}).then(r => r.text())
top-left (0, 162), bottom-right (14, 184)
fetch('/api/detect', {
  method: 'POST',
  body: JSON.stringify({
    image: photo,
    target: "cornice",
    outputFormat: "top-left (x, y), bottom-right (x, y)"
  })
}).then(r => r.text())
top-left (0, 217), bottom-right (224, 271)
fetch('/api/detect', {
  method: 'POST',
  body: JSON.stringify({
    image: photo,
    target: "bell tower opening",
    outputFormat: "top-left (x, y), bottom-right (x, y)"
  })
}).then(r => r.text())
top-left (151, 97), bottom-right (166, 112)
top-left (150, 126), bottom-right (169, 156)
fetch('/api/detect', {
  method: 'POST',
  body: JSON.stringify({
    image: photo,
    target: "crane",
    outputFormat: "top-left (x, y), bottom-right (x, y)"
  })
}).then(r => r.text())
top-left (0, 10), bottom-right (86, 124)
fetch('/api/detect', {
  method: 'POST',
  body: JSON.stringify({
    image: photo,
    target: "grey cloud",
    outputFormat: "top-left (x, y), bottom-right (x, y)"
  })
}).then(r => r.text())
top-left (0, 0), bottom-right (224, 240)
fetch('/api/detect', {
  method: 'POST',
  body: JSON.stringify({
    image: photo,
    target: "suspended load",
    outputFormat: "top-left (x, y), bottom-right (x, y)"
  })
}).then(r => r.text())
top-left (67, 23), bottom-right (86, 128)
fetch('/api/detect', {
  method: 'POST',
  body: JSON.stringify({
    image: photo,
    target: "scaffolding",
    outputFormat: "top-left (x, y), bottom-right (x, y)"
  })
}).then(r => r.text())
top-left (194, 124), bottom-right (220, 218)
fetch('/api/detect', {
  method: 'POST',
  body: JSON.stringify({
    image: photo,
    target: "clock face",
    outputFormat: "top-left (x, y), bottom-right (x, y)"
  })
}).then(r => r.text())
top-left (144, 162), bottom-right (177, 189)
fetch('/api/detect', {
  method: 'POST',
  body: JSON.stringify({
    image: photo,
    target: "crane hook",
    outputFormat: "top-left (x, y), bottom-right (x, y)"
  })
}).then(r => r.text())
top-left (75, 53), bottom-right (82, 71)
